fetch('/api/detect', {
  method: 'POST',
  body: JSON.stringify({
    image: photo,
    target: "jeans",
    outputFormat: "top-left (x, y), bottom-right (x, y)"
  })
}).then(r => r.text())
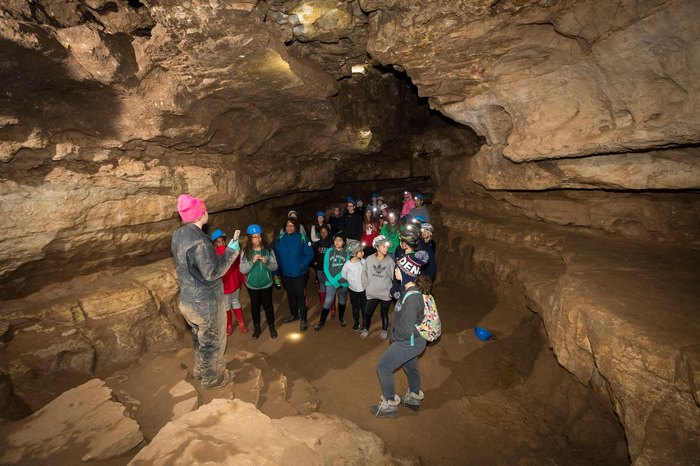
top-left (316, 269), bottom-right (327, 293)
top-left (247, 286), bottom-right (274, 328)
top-left (349, 289), bottom-right (366, 325)
top-left (179, 300), bottom-right (227, 388)
top-left (376, 337), bottom-right (427, 399)
top-left (364, 298), bottom-right (391, 331)
top-left (224, 288), bottom-right (241, 309)
top-left (282, 274), bottom-right (308, 319)
top-left (323, 284), bottom-right (348, 308)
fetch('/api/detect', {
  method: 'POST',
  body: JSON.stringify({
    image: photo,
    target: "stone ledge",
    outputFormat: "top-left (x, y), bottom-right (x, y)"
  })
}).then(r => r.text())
top-left (439, 210), bottom-right (700, 465)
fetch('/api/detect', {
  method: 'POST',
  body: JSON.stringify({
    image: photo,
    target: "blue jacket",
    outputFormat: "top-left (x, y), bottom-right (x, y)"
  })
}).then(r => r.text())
top-left (275, 232), bottom-right (314, 278)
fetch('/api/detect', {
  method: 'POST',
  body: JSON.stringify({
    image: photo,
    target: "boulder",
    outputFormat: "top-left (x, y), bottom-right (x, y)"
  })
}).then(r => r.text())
top-left (0, 378), bottom-right (142, 463)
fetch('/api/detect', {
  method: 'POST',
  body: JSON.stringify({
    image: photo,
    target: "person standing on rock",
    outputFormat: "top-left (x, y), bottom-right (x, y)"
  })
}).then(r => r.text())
top-left (360, 235), bottom-right (395, 339)
top-left (239, 224), bottom-right (278, 339)
top-left (210, 229), bottom-right (248, 335)
top-left (171, 194), bottom-right (239, 389)
top-left (275, 217), bottom-right (315, 331)
top-left (371, 230), bottom-right (430, 418)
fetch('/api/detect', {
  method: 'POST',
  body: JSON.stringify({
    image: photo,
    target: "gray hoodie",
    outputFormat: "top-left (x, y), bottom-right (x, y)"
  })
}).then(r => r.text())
top-left (361, 253), bottom-right (395, 301)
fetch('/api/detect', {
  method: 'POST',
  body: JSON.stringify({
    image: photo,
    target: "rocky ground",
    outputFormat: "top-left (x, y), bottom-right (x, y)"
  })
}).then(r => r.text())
top-left (0, 275), bottom-right (630, 465)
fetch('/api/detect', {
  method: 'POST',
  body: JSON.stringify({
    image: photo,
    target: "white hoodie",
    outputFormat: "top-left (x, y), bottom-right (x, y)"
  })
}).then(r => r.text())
top-left (342, 258), bottom-right (366, 292)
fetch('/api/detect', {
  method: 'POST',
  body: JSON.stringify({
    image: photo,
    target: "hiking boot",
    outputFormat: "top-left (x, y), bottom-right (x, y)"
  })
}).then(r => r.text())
top-left (402, 390), bottom-right (424, 411)
top-left (252, 326), bottom-right (261, 339)
top-left (283, 314), bottom-right (299, 323)
top-left (269, 325), bottom-right (278, 339)
top-left (360, 329), bottom-right (369, 339)
top-left (352, 322), bottom-right (360, 331)
top-left (202, 369), bottom-right (235, 389)
top-left (370, 395), bottom-right (400, 418)
top-left (379, 330), bottom-right (388, 340)
top-left (314, 321), bottom-right (325, 331)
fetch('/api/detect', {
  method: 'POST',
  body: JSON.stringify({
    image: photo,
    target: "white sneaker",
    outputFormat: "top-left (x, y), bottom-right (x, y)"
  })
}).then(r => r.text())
top-left (379, 330), bottom-right (388, 340)
top-left (360, 329), bottom-right (369, 339)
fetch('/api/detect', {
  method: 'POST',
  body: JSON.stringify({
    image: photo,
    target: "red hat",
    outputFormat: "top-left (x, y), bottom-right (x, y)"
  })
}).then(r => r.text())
top-left (177, 194), bottom-right (206, 222)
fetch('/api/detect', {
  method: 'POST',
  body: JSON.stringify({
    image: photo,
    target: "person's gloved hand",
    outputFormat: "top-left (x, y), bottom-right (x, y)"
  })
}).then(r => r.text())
top-left (227, 239), bottom-right (240, 251)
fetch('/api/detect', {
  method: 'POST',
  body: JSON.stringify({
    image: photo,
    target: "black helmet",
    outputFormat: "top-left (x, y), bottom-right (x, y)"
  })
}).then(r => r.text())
top-left (398, 224), bottom-right (420, 248)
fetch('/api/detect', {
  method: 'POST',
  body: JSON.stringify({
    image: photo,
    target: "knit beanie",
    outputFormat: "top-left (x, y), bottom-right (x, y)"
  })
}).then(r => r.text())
top-left (395, 250), bottom-right (429, 285)
top-left (177, 194), bottom-right (206, 223)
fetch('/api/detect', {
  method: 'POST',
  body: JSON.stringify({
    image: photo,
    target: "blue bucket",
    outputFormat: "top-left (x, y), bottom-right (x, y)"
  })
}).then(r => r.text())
top-left (474, 326), bottom-right (493, 341)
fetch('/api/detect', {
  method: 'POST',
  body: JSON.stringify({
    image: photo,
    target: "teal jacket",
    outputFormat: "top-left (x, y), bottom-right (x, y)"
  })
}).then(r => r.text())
top-left (323, 247), bottom-right (348, 288)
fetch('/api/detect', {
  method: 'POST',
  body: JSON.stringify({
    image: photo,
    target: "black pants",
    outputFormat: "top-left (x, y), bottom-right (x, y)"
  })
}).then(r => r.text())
top-left (282, 274), bottom-right (308, 320)
top-left (349, 289), bottom-right (367, 325)
top-left (247, 286), bottom-right (275, 328)
top-left (364, 298), bottom-right (391, 331)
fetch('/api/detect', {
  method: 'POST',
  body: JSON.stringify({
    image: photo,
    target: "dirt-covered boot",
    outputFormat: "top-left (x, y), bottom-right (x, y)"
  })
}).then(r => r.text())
top-left (370, 394), bottom-right (401, 418)
top-left (402, 390), bottom-right (424, 411)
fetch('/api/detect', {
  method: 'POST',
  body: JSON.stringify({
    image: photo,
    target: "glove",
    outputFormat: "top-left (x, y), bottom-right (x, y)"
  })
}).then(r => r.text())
top-left (227, 239), bottom-right (240, 251)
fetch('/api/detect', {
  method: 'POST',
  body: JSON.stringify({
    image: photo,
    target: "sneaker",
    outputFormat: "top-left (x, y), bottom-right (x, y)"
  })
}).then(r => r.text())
top-left (300, 320), bottom-right (308, 331)
top-left (314, 321), bottom-right (325, 331)
top-left (202, 369), bottom-right (235, 389)
top-left (274, 277), bottom-right (282, 289)
top-left (360, 329), bottom-right (369, 339)
top-left (379, 330), bottom-right (388, 340)
top-left (352, 322), bottom-right (360, 331)
top-left (339, 318), bottom-right (347, 327)
top-left (283, 314), bottom-right (300, 323)
top-left (402, 390), bottom-right (424, 411)
top-left (370, 395), bottom-right (400, 418)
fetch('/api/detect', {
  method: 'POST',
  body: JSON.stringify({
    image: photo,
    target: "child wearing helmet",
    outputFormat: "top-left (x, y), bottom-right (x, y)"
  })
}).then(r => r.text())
top-left (379, 210), bottom-right (401, 259)
top-left (211, 229), bottom-right (248, 335)
top-left (315, 232), bottom-right (349, 330)
top-left (239, 224), bottom-right (279, 339)
top-left (341, 239), bottom-right (367, 332)
top-left (360, 235), bottom-right (396, 339)
top-left (395, 223), bottom-right (436, 281)
top-left (420, 223), bottom-right (436, 253)
top-left (400, 191), bottom-right (415, 219)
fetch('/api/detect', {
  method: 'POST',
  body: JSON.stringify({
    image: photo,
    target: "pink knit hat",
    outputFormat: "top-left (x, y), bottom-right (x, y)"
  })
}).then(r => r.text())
top-left (177, 194), bottom-right (206, 222)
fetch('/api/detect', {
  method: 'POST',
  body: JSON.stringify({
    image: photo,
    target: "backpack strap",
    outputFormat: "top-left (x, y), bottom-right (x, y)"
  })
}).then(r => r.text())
top-left (402, 290), bottom-right (421, 304)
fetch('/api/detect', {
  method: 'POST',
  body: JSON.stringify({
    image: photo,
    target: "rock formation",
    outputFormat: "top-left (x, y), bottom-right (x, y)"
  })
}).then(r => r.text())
top-left (0, 0), bottom-right (698, 464)
top-left (128, 398), bottom-right (396, 465)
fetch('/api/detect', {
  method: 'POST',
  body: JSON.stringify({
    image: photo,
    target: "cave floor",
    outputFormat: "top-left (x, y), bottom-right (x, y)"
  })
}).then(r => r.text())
top-left (94, 275), bottom-right (628, 466)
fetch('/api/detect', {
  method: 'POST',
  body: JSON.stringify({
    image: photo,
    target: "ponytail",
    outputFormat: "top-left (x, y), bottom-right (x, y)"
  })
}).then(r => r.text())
top-left (415, 274), bottom-right (433, 295)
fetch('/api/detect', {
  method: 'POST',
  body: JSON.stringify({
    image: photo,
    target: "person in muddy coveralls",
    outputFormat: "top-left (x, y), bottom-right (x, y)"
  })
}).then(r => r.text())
top-left (171, 194), bottom-right (240, 389)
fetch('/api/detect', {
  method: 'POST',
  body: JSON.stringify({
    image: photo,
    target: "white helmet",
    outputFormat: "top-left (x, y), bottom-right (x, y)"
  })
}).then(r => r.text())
top-left (372, 235), bottom-right (391, 249)
top-left (421, 223), bottom-right (434, 234)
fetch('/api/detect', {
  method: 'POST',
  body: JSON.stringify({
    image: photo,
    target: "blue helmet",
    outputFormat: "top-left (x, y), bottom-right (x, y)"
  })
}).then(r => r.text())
top-left (210, 229), bottom-right (226, 242)
top-left (316, 211), bottom-right (325, 217)
top-left (246, 224), bottom-right (262, 235)
top-left (414, 215), bottom-right (427, 223)
top-left (345, 196), bottom-right (355, 203)
top-left (414, 193), bottom-right (424, 200)
top-left (371, 192), bottom-right (378, 198)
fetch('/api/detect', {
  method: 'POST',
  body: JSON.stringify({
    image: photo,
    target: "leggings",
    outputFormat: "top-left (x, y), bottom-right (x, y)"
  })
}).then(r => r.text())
top-left (349, 289), bottom-right (366, 325)
top-left (281, 274), bottom-right (308, 318)
top-left (247, 286), bottom-right (274, 327)
top-left (364, 298), bottom-right (391, 331)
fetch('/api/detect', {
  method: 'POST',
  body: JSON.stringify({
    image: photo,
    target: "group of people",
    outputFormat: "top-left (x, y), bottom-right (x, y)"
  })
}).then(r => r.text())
top-left (171, 190), bottom-right (438, 417)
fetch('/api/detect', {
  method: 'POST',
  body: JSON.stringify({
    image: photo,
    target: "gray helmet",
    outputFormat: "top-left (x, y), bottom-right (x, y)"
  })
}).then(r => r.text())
top-left (372, 235), bottom-right (391, 249)
top-left (421, 223), bottom-right (434, 234)
top-left (346, 239), bottom-right (363, 256)
top-left (398, 224), bottom-right (420, 248)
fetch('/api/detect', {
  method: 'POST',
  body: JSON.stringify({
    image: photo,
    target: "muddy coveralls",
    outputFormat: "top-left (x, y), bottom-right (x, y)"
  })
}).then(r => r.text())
top-left (171, 223), bottom-right (238, 388)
